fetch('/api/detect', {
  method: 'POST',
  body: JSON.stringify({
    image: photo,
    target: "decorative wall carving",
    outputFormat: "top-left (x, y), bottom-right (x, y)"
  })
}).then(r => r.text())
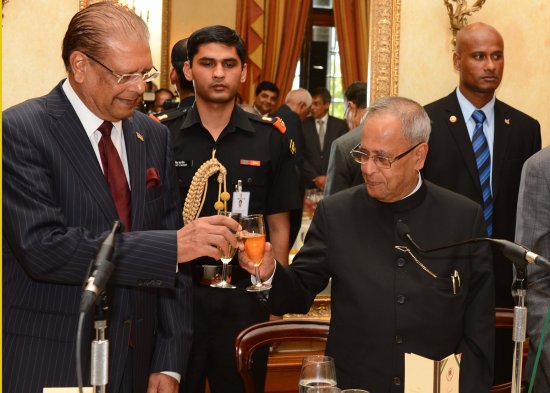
top-left (369, 0), bottom-right (401, 104)
top-left (444, 0), bottom-right (486, 47)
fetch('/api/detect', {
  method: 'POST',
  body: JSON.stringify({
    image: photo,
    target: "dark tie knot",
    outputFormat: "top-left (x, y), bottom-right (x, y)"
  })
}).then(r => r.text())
top-left (472, 110), bottom-right (486, 125)
top-left (98, 121), bottom-right (114, 137)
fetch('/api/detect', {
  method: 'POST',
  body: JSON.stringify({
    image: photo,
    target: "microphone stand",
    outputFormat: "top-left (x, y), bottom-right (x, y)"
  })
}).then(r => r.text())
top-left (511, 268), bottom-right (528, 393)
top-left (91, 292), bottom-right (109, 393)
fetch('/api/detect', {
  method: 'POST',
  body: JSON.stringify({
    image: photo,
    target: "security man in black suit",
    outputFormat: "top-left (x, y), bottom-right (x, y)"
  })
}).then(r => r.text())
top-left (422, 22), bottom-right (541, 384)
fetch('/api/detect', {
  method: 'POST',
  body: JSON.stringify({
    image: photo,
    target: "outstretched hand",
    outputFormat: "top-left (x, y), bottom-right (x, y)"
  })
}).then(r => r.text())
top-left (238, 241), bottom-right (276, 281)
top-left (177, 215), bottom-right (241, 263)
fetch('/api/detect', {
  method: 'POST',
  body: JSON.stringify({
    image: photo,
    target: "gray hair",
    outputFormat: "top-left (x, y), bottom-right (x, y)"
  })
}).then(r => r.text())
top-left (62, 1), bottom-right (150, 71)
top-left (285, 88), bottom-right (312, 108)
top-left (365, 96), bottom-right (431, 145)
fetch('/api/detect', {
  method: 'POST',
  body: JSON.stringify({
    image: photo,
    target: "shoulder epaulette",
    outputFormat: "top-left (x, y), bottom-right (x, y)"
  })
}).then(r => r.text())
top-left (244, 112), bottom-right (287, 134)
top-left (150, 107), bottom-right (188, 123)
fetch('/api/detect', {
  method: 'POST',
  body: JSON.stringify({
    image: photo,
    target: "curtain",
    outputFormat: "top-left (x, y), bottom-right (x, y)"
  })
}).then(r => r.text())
top-left (333, 0), bottom-right (369, 89)
top-left (236, 0), bottom-right (311, 105)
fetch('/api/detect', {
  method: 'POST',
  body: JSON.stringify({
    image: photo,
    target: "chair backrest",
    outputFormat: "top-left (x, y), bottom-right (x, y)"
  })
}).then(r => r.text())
top-left (235, 319), bottom-right (330, 393)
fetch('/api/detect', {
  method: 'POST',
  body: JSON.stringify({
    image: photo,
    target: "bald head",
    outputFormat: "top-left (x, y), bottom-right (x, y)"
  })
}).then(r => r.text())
top-left (455, 22), bottom-right (503, 54)
top-left (453, 22), bottom-right (504, 107)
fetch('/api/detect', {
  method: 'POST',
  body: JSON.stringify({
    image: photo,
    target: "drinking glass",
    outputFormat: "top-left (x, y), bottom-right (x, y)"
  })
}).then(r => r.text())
top-left (211, 211), bottom-right (241, 289)
top-left (241, 214), bottom-right (271, 292)
top-left (307, 387), bottom-right (341, 393)
top-left (299, 355), bottom-right (337, 393)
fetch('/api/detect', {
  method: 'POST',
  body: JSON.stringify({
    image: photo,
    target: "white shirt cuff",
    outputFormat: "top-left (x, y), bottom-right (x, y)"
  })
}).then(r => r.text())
top-left (251, 258), bottom-right (277, 285)
top-left (160, 371), bottom-right (181, 383)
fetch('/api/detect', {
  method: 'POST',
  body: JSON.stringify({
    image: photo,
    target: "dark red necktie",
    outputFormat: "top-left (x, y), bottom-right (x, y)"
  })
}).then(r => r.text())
top-left (97, 121), bottom-right (132, 231)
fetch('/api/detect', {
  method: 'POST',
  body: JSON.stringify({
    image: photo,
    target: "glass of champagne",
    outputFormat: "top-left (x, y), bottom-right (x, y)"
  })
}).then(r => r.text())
top-left (211, 211), bottom-right (241, 289)
top-left (241, 214), bottom-right (271, 292)
top-left (299, 355), bottom-right (337, 393)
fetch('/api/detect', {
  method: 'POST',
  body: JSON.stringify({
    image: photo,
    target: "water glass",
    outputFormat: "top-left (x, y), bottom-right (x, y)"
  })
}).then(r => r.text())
top-left (299, 355), bottom-right (337, 393)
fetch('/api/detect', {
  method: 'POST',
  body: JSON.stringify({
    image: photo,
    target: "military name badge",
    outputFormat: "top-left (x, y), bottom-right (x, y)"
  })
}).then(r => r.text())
top-left (231, 180), bottom-right (250, 216)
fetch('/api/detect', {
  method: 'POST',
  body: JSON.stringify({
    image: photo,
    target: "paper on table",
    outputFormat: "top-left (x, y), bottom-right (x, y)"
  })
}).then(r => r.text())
top-left (404, 352), bottom-right (461, 393)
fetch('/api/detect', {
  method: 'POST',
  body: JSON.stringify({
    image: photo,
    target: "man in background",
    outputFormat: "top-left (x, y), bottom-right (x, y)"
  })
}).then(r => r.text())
top-left (252, 80), bottom-right (279, 117)
top-left (516, 146), bottom-right (550, 391)
top-left (2, 4), bottom-right (238, 393)
top-left (325, 81), bottom-right (368, 196)
top-left (170, 37), bottom-right (196, 108)
top-left (154, 38), bottom-right (195, 124)
top-left (240, 96), bottom-right (495, 392)
top-left (152, 88), bottom-right (175, 113)
top-left (302, 86), bottom-right (348, 191)
top-left (272, 88), bottom-right (310, 246)
top-left (284, 88), bottom-right (312, 121)
top-left (422, 22), bottom-right (541, 384)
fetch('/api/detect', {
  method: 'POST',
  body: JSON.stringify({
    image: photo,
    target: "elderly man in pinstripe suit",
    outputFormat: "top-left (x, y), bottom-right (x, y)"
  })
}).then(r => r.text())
top-left (2, 3), bottom-right (238, 393)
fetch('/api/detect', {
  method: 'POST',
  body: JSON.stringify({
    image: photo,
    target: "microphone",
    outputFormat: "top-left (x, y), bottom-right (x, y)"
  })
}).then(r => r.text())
top-left (396, 220), bottom-right (550, 270)
top-left (80, 220), bottom-right (124, 312)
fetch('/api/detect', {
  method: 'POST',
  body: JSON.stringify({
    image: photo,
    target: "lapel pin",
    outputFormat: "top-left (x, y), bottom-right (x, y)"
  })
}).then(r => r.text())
top-left (449, 115), bottom-right (457, 123)
top-left (505, 118), bottom-right (511, 125)
top-left (136, 131), bottom-right (144, 142)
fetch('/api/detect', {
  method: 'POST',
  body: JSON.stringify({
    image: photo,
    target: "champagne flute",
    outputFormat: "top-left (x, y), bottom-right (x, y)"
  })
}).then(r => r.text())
top-left (211, 211), bottom-right (241, 289)
top-left (241, 214), bottom-right (271, 292)
top-left (299, 355), bottom-right (337, 393)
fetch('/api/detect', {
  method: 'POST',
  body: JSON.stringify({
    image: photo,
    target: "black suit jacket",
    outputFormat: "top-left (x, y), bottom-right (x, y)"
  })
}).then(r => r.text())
top-left (2, 81), bottom-right (191, 393)
top-left (302, 115), bottom-right (348, 187)
top-left (268, 182), bottom-right (495, 392)
top-left (423, 90), bottom-right (541, 307)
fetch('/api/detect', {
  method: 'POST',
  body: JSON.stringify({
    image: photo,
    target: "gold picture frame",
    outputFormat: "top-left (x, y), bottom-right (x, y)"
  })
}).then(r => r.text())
top-left (369, 0), bottom-right (401, 104)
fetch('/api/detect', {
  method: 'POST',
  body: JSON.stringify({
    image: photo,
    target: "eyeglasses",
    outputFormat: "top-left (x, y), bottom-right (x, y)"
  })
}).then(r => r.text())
top-left (84, 53), bottom-right (160, 84)
top-left (350, 142), bottom-right (421, 169)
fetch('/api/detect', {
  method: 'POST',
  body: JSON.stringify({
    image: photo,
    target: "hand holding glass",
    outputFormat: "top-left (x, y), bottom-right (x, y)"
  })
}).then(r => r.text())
top-left (241, 214), bottom-right (271, 292)
top-left (211, 211), bottom-right (241, 289)
top-left (299, 355), bottom-right (337, 393)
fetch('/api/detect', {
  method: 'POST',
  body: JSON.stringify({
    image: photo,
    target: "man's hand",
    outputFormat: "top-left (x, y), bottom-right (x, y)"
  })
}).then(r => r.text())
top-left (238, 241), bottom-right (276, 281)
top-left (313, 175), bottom-right (327, 190)
top-left (147, 373), bottom-right (178, 393)
top-left (177, 215), bottom-right (241, 263)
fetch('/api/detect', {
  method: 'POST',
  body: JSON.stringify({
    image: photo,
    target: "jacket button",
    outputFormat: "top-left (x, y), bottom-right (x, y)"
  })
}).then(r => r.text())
top-left (396, 258), bottom-right (406, 267)
top-left (395, 335), bottom-right (403, 344)
top-left (393, 377), bottom-right (401, 385)
top-left (397, 295), bottom-right (406, 304)
top-left (247, 177), bottom-right (253, 184)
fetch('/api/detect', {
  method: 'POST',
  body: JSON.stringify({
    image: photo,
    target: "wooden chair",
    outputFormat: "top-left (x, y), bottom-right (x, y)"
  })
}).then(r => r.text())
top-left (235, 319), bottom-right (330, 393)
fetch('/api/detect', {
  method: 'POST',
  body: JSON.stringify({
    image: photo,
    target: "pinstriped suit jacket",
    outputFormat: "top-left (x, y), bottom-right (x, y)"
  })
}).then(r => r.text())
top-left (2, 81), bottom-right (192, 393)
